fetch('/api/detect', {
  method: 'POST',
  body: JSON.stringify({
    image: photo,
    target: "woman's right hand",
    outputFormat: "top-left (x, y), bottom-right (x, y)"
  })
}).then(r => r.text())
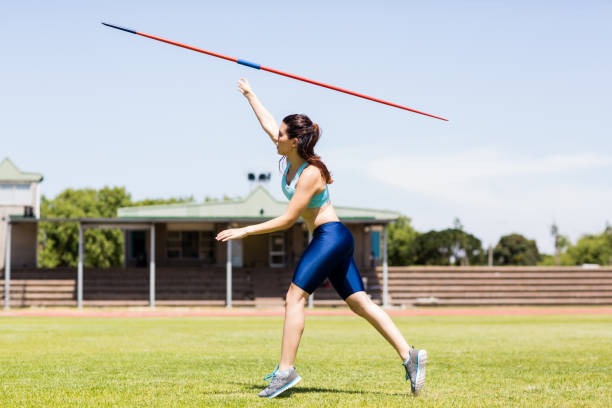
top-left (237, 78), bottom-right (253, 96)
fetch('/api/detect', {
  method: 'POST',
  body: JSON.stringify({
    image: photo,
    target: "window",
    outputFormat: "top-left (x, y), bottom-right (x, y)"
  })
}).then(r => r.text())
top-left (269, 233), bottom-right (286, 267)
top-left (199, 231), bottom-right (215, 262)
top-left (129, 231), bottom-right (146, 261)
top-left (0, 183), bottom-right (31, 205)
top-left (167, 231), bottom-right (181, 259)
top-left (181, 231), bottom-right (199, 258)
top-left (371, 231), bottom-right (381, 259)
top-left (165, 230), bottom-right (216, 263)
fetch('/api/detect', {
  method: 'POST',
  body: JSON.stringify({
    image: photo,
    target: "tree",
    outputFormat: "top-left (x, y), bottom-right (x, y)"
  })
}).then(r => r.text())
top-left (130, 196), bottom-right (194, 207)
top-left (38, 187), bottom-right (131, 267)
top-left (204, 195), bottom-right (237, 202)
top-left (388, 216), bottom-right (419, 266)
top-left (550, 223), bottom-right (569, 266)
top-left (540, 224), bottom-right (612, 266)
top-left (565, 234), bottom-right (612, 266)
top-left (38, 187), bottom-right (194, 268)
top-left (493, 234), bottom-right (540, 265)
top-left (604, 222), bottom-right (612, 257)
top-left (410, 228), bottom-right (484, 266)
top-left (538, 254), bottom-right (557, 266)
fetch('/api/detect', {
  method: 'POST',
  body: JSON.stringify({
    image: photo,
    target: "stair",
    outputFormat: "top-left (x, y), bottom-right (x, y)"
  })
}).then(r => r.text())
top-left (377, 266), bottom-right (612, 306)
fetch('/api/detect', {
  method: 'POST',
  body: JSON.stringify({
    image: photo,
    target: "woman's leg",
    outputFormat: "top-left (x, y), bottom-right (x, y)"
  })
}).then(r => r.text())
top-left (345, 291), bottom-right (412, 361)
top-left (278, 283), bottom-right (310, 370)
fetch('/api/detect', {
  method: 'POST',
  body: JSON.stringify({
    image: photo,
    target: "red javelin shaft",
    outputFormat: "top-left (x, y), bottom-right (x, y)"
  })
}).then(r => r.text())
top-left (102, 22), bottom-right (448, 121)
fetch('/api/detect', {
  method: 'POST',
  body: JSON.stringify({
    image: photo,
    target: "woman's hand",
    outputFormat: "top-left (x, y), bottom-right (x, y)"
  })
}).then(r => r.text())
top-left (237, 78), bottom-right (253, 96)
top-left (216, 227), bottom-right (249, 242)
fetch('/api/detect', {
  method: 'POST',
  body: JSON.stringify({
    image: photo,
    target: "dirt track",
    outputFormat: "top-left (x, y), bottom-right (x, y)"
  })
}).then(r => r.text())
top-left (1, 306), bottom-right (611, 318)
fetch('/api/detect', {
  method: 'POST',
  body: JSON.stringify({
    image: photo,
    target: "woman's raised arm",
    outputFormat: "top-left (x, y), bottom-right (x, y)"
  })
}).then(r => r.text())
top-left (238, 78), bottom-right (279, 145)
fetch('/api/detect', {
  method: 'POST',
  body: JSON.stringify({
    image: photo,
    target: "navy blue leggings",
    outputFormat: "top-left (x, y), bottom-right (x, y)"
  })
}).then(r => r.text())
top-left (292, 221), bottom-right (365, 300)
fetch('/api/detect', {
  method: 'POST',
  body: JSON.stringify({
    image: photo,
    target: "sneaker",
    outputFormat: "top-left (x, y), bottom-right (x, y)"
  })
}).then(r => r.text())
top-left (258, 365), bottom-right (302, 398)
top-left (403, 347), bottom-right (427, 394)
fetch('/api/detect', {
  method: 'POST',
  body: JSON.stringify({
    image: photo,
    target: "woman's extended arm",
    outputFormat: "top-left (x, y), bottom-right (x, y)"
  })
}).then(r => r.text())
top-left (238, 78), bottom-right (279, 145)
top-left (215, 167), bottom-right (322, 242)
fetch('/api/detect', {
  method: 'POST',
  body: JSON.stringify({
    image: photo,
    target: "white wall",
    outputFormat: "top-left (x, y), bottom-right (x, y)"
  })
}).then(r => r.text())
top-left (0, 181), bottom-right (40, 270)
top-left (1, 206), bottom-right (29, 270)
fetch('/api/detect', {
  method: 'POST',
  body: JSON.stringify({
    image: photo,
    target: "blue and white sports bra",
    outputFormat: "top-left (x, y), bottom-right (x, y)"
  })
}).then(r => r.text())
top-left (281, 160), bottom-right (330, 208)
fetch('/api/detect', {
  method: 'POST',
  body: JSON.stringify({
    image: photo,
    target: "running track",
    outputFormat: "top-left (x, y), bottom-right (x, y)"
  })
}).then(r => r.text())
top-left (1, 307), bottom-right (611, 318)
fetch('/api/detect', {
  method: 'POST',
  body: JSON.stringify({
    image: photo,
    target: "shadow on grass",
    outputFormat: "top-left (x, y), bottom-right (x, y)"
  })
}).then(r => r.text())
top-left (226, 382), bottom-right (407, 397)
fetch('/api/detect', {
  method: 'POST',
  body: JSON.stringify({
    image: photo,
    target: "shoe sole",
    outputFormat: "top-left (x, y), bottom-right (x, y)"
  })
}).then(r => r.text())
top-left (414, 350), bottom-right (427, 394)
top-left (266, 376), bottom-right (302, 399)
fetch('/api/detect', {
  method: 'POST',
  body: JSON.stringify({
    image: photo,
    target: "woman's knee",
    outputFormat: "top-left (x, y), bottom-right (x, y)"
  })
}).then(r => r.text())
top-left (285, 284), bottom-right (309, 307)
top-left (346, 292), bottom-right (372, 316)
top-left (348, 302), bottom-right (365, 316)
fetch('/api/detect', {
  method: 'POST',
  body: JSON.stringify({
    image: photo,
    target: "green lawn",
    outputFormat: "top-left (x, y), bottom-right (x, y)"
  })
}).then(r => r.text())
top-left (0, 312), bottom-right (610, 407)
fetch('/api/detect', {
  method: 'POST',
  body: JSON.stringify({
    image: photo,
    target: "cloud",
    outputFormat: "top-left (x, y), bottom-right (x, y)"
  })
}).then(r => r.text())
top-left (367, 149), bottom-right (612, 211)
top-left (365, 149), bottom-right (612, 252)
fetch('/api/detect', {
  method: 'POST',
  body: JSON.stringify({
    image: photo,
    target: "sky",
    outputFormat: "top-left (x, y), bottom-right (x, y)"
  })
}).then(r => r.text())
top-left (2, 1), bottom-right (611, 253)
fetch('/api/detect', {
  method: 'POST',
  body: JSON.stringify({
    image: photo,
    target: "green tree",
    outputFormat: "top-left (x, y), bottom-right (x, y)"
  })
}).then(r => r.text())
top-left (493, 234), bottom-right (540, 265)
top-left (411, 228), bottom-right (484, 266)
top-left (130, 196), bottom-right (194, 207)
top-left (38, 187), bottom-right (194, 268)
top-left (125, 195), bottom-right (239, 207)
top-left (204, 195), bottom-right (237, 202)
top-left (604, 222), bottom-right (612, 254)
top-left (550, 223), bottom-right (569, 266)
top-left (38, 187), bottom-right (131, 268)
top-left (387, 216), bottom-right (420, 266)
top-left (539, 223), bottom-right (612, 266)
top-left (538, 254), bottom-right (557, 266)
top-left (565, 234), bottom-right (612, 266)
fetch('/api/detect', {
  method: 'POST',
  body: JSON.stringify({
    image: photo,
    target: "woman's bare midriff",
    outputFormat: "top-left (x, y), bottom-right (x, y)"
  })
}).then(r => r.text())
top-left (286, 164), bottom-right (339, 232)
top-left (301, 201), bottom-right (340, 233)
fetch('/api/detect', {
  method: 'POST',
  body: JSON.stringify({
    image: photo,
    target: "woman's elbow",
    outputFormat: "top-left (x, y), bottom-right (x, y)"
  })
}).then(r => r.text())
top-left (282, 215), bottom-right (298, 228)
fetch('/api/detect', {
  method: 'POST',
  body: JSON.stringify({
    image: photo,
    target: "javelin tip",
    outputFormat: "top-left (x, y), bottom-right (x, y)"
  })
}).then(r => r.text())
top-left (102, 22), bottom-right (137, 35)
top-left (101, 22), bottom-right (448, 121)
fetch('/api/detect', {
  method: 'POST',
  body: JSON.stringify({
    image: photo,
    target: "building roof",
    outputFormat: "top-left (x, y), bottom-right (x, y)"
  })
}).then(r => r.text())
top-left (117, 186), bottom-right (401, 222)
top-left (0, 158), bottom-right (43, 182)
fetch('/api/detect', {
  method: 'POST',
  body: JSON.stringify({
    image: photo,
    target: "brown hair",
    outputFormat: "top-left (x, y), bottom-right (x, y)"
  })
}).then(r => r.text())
top-left (279, 114), bottom-right (333, 184)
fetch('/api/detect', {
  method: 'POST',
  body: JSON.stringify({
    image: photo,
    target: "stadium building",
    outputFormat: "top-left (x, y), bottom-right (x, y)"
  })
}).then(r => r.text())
top-left (2, 161), bottom-right (399, 308)
top-left (3, 159), bottom-right (612, 309)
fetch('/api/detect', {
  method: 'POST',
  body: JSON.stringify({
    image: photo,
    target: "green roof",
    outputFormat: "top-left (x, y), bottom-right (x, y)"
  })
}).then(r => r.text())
top-left (118, 186), bottom-right (400, 222)
top-left (0, 158), bottom-right (43, 182)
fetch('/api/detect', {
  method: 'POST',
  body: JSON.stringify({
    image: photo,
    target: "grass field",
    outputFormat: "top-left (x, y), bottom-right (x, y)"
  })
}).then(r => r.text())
top-left (1, 311), bottom-right (611, 407)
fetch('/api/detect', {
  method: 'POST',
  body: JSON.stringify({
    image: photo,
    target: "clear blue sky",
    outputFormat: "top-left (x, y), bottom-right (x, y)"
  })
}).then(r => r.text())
top-left (3, 1), bottom-right (611, 253)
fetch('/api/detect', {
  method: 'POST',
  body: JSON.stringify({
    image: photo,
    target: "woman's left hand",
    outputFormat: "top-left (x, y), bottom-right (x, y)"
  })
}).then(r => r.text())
top-left (216, 227), bottom-right (249, 242)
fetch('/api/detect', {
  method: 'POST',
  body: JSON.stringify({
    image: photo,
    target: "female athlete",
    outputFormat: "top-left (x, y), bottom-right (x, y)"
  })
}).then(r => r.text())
top-left (215, 78), bottom-right (427, 398)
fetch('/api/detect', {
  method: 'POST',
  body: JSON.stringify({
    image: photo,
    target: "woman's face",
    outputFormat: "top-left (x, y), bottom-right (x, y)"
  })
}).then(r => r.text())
top-left (276, 122), bottom-right (297, 156)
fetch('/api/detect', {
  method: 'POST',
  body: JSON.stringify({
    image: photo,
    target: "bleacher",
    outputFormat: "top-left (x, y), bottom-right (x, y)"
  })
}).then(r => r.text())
top-left (2, 266), bottom-right (612, 307)
top-left (380, 266), bottom-right (612, 306)
top-left (0, 267), bottom-right (254, 307)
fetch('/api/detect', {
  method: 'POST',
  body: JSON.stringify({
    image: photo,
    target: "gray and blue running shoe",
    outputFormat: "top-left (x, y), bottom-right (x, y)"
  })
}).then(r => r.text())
top-left (258, 365), bottom-right (302, 398)
top-left (403, 347), bottom-right (427, 394)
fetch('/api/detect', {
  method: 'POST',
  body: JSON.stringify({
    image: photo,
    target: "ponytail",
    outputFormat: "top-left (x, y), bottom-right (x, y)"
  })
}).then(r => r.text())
top-left (280, 114), bottom-right (333, 184)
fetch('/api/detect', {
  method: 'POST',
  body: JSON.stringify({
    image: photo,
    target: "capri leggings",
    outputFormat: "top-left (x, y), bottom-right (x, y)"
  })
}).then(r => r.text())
top-left (292, 221), bottom-right (365, 300)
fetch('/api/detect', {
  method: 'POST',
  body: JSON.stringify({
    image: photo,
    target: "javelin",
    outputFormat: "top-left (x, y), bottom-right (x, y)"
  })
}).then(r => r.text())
top-left (102, 22), bottom-right (448, 121)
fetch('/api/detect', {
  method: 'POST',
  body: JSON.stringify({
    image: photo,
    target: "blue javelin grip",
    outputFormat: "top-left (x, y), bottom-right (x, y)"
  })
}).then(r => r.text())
top-left (237, 59), bottom-right (261, 70)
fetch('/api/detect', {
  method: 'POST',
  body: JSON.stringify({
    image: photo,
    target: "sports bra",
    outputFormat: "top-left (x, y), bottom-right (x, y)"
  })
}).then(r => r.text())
top-left (281, 160), bottom-right (330, 208)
